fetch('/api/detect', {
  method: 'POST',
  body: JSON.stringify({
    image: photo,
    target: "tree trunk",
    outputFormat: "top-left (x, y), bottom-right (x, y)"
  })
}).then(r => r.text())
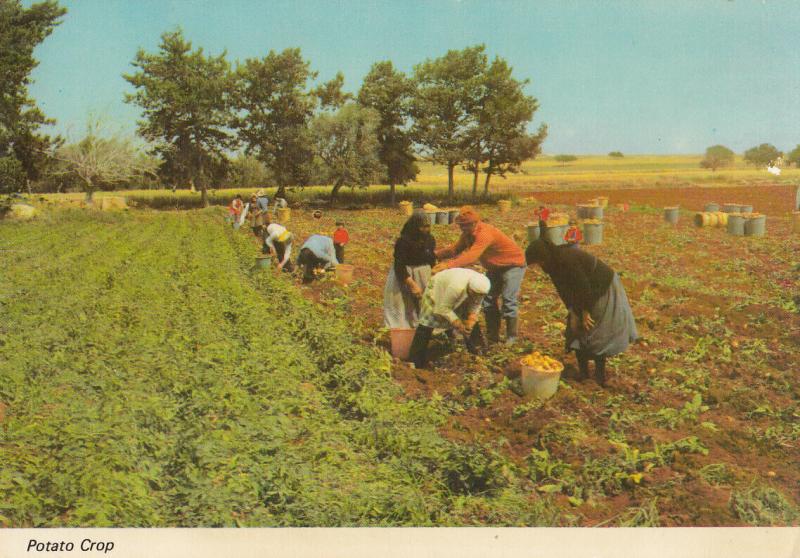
top-left (84, 179), bottom-right (94, 203)
top-left (276, 184), bottom-right (287, 200)
top-left (484, 171), bottom-right (492, 196)
top-left (26, 179), bottom-right (32, 196)
top-left (330, 180), bottom-right (344, 207)
top-left (447, 164), bottom-right (455, 203)
top-left (201, 186), bottom-right (209, 208)
top-left (389, 183), bottom-right (396, 206)
top-left (471, 164), bottom-right (479, 199)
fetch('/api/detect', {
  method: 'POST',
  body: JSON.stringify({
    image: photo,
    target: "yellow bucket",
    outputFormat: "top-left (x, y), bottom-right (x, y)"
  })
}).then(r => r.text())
top-left (399, 201), bottom-right (413, 216)
top-left (335, 264), bottom-right (354, 284)
top-left (277, 207), bottom-right (291, 223)
top-left (595, 196), bottom-right (609, 208)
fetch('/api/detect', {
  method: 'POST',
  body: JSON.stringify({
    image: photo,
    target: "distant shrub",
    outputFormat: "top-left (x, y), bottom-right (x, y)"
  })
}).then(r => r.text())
top-left (554, 155), bottom-right (577, 165)
top-left (608, 151), bottom-right (624, 158)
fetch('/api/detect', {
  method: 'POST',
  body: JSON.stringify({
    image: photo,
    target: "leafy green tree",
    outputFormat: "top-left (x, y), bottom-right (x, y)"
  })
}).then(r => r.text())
top-left (0, 156), bottom-right (25, 194)
top-left (0, 0), bottom-right (66, 185)
top-left (608, 151), bottom-right (624, 158)
top-left (743, 143), bottom-right (781, 167)
top-left (554, 154), bottom-right (577, 165)
top-left (53, 117), bottom-right (158, 201)
top-left (411, 45), bottom-right (488, 201)
top-left (785, 145), bottom-right (800, 168)
top-left (472, 56), bottom-right (546, 196)
top-left (235, 48), bottom-right (318, 199)
top-left (357, 61), bottom-right (419, 205)
top-left (700, 145), bottom-right (734, 171)
top-left (312, 103), bottom-right (382, 205)
top-left (124, 29), bottom-right (237, 206)
top-left (314, 72), bottom-right (353, 111)
top-left (225, 154), bottom-right (273, 189)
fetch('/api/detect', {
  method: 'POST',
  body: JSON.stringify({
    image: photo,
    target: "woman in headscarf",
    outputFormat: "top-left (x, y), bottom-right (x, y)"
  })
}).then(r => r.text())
top-left (408, 268), bottom-right (490, 369)
top-left (525, 239), bottom-right (638, 387)
top-left (383, 212), bottom-right (437, 330)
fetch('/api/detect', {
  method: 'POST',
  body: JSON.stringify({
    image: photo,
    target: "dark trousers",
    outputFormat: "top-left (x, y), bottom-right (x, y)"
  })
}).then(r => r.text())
top-left (334, 243), bottom-right (345, 264)
top-left (576, 350), bottom-right (607, 386)
top-left (409, 324), bottom-right (485, 369)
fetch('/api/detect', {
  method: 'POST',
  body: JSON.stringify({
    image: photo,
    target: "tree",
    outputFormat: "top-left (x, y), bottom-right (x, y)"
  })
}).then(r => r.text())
top-left (53, 118), bottom-right (158, 201)
top-left (554, 154), bottom-right (577, 165)
top-left (0, 0), bottom-right (66, 185)
top-left (700, 145), bottom-right (734, 171)
top-left (357, 61), bottom-right (419, 205)
top-left (314, 72), bottom-right (353, 111)
top-left (472, 56), bottom-right (546, 196)
top-left (411, 45), bottom-right (488, 201)
top-left (0, 156), bottom-right (25, 194)
top-left (785, 145), bottom-right (800, 168)
top-left (608, 151), bottom-right (624, 158)
top-left (124, 29), bottom-right (237, 206)
top-left (234, 48), bottom-right (318, 200)
top-left (225, 154), bottom-right (273, 189)
top-left (743, 143), bottom-right (781, 167)
top-left (312, 103), bottom-right (382, 205)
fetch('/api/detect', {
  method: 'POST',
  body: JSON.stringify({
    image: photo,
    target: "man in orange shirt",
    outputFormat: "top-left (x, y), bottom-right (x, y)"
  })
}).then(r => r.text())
top-left (433, 206), bottom-right (526, 344)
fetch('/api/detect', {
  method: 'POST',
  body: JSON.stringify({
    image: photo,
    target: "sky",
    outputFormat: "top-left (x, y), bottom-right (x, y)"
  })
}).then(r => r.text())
top-left (23, 0), bottom-right (800, 154)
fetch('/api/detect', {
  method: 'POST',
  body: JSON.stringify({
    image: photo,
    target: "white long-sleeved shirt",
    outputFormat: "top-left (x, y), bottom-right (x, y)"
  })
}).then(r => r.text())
top-left (419, 268), bottom-right (490, 327)
top-left (264, 223), bottom-right (292, 265)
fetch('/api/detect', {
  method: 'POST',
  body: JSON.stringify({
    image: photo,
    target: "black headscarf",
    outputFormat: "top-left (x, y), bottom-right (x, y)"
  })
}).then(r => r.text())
top-left (393, 213), bottom-right (436, 280)
top-left (525, 238), bottom-right (557, 273)
top-left (400, 212), bottom-right (430, 241)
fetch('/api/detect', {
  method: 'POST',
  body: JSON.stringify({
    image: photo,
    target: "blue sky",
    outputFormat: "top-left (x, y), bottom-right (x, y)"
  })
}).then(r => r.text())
top-left (25, 0), bottom-right (800, 154)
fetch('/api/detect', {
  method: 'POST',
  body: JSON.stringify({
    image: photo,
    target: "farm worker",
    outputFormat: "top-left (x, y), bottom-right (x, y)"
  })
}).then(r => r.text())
top-left (534, 205), bottom-right (551, 227)
top-left (248, 194), bottom-right (267, 237)
top-left (525, 239), bottom-right (638, 387)
top-left (255, 189), bottom-right (270, 213)
top-left (564, 219), bottom-right (583, 246)
top-left (273, 197), bottom-right (288, 216)
top-left (228, 195), bottom-right (244, 223)
top-left (408, 268), bottom-right (490, 369)
top-left (433, 206), bottom-right (526, 345)
top-left (263, 223), bottom-right (295, 272)
top-left (383, 213), bottom-right (437, 330)
top-left (332, 221), bottom-right (350, 264)
top-left (297, 234), bottom-right (339, 283)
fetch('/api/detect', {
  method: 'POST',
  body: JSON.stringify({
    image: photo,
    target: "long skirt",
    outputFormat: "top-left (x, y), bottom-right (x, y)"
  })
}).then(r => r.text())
top-left (383, 265), bottom-right (431, 329)
top-left (566, 273), bottom-right (638, 357)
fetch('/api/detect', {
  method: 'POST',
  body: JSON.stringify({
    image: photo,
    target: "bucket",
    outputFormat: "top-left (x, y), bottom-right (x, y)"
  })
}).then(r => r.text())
top-left (335, 264), bottom-right (354, 284)
top-left (714, 212), bottom-right (728, 227)
top-left (526, 222), bottom-right (540, 242)
top-left (694, 212), bottom-right (718, 228)
top-left (587, 205), bottom-right (604, 220)
top-left (399, 201), bottom-right (413, 216)
top-left (793, 212), bottom-right (800, 233)
top-left (277, 207), bottom-right (291, 223)
top-left (448, 209), bottom-right (459, 224)
top-left (521, 359), bottom-right (564, 400)
top-left (704, 203), bottom-right (720, 212)
top-left (543, 224), bottom-right (567, 245)
top-left (664, 206), bottom-right (680, 224)
top-left (726, 214), bottom-right (746, 236)
top-left (390, 328), bottom-right (415, 360)
top-left (595, 196), bottom-right (609, 208)
top-left (739, 204), bottom-right (753, 214)
top-left (233, 221), bottom-right (241, 231)
top-left (576, 204), bottom-right (591, 219)
top-left (425, 211), bottom-right (437, 226)
top-left (722, 203), bottom-right (739, 214)
top-left (436, 210), bottom-right (449, 224)
top-left (744, 214), bottom-right (766, 237)
top-left (498, 200), bottom-right (512, 213)
top-left (582, 222), bottom-right (603, 245)
top-left (254, 255), bottom-right (272, 269)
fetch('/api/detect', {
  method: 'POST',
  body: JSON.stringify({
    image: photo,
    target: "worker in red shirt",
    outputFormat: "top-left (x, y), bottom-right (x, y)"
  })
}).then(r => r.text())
top-left (332, 221), bottom-right (349, 264)
top-left (535, 205), bottom-right (551, 226)
top-left (564, 219), bottom-right (583, 247)
top-left (433, 206), bottom-right (526, 345)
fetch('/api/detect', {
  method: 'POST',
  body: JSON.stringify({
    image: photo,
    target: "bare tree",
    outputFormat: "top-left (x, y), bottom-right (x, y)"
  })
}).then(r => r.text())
top-left (53, 117), bottom-right (159, 202)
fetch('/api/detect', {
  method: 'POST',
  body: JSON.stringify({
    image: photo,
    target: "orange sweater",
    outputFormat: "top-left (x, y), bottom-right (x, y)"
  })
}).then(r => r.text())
top-left (438, 222), bottom-right (525, 270)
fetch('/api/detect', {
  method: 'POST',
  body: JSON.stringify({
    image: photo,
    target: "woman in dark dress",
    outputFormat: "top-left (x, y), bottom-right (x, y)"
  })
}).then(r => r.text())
top-left (525, 239), bottom-right (638, 386)
top-left (383, 212), bottom-right (437, 330)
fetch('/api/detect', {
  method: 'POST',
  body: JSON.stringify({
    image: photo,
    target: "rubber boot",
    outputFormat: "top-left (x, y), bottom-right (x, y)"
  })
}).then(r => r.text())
top-left (485, 308), bottom-right (501, 343)
top-left (466, 324), bottom-right (486, 355)
top-left (576, 351), bottom-right (590, 381)
top-left (409, 325), bottom-right (434, 369)
top-left (505, 316), bottom-right (519, 345)
top-left (595, 356), bottom-right (607, 387)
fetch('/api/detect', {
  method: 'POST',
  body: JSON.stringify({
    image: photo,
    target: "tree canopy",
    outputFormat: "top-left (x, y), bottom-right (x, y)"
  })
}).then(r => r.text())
top-left (124, 29), bottom-right (237, 205)
top-left (743, 143), bottom-right (781, 167)
top-left (700, 145), bottom-right (734, 171)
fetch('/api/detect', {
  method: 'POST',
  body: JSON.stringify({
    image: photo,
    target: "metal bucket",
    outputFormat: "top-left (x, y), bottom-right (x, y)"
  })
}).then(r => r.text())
top-left (704, 203), bottom-right (720, 212)
top-left (739, 204), bottom-right (753, 214)
top-left (744, 214), bottom-right (766, 237)
top-left (448, 209), bottom-right (459, 224)
top-left (586, 205), bottom-right (604, 220)
top-left (722, 203), bottom-right (739, 214)
top-left (664, 207), bottom-right (680, 224)
top-left (436, 211), bottom-right (448, 224)
top-left (425, 211), bottom-right (437, 226)
top-left (583, 222), bottom-right (603, 245)
top-left (254, 255), bottom-right (272, 270)
top-left (726, 214), bottom-right (746, 236)
top-left (543, 224), bottom-right (567, 245)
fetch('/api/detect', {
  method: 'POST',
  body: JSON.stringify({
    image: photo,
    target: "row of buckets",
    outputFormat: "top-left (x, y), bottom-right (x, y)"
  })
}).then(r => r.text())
top-left (693, 202), bottom-right (766, 237)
